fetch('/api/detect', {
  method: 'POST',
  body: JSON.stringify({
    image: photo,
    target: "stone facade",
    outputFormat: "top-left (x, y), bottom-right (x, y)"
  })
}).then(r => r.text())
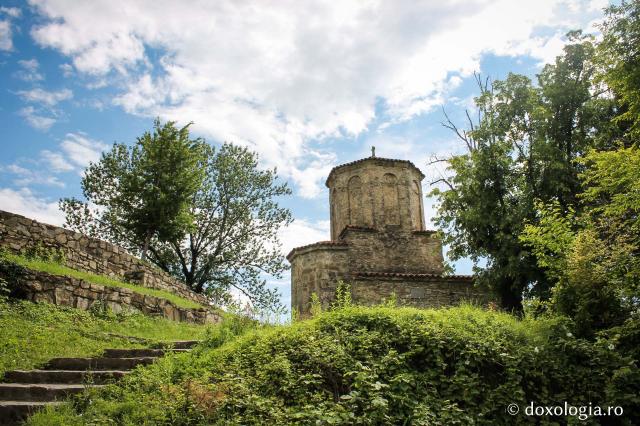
top-left (0, 210), bottom-right (207, 306)
top-left (288, 156), bottom-right (491, 316)
top-left (6, 265), bottom-right (220, 324)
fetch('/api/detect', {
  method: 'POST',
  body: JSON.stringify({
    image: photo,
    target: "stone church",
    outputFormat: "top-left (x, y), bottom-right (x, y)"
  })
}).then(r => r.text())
top-left (287, 153), bottom-right (489, 316)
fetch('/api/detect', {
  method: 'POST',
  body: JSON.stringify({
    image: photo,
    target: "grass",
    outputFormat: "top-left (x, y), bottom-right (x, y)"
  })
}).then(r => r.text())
top-left (0, 297), bottom-right (217, 377)
top-left (27, 305), bottom-right (638, 424)
top-left (2, 251), bottom-right (203, 309)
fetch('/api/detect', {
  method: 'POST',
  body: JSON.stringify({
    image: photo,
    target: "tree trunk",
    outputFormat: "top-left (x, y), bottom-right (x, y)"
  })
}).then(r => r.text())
top-left (141, 229), bottom-right (153, 261)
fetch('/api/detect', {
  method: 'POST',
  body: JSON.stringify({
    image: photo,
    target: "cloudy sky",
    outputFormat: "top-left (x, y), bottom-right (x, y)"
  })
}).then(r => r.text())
top-left (0, 0), bottom-right (611, 309)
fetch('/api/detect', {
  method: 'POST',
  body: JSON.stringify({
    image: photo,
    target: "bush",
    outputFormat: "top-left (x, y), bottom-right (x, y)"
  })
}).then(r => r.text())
top-left (28, 305), bottom-right (640, 425)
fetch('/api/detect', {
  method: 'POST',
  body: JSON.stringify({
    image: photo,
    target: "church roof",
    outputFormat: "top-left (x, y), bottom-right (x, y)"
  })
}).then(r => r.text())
top-left (325, 156), bottom-right (425, 187)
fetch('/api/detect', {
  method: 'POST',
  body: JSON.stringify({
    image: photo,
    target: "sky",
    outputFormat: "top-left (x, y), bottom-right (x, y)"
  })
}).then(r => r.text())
top-left (0, 0), bottom-right (612, 311)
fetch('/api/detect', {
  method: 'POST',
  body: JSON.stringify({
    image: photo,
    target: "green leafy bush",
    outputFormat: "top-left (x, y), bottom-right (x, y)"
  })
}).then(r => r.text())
top-left (28, 306), bottom-right (640, 425)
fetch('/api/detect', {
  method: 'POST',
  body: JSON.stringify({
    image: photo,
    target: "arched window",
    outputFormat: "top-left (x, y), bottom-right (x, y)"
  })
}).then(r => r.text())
top-left (382, 173), bottom-right (399, 225)
top-left (411, 180), bottom-right (423, 230)
top-left (348, 176), bottom-right (363, 226)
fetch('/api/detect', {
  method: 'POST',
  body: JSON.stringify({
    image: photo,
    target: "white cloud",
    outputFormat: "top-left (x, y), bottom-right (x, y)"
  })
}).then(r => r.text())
top-left (59, 132), bottom-right (109, 168)
top-left (0, 7), bottom-right (21, 18)
top-left (16, 88), bottom-right (72, 130)
top-left (18, 106), bottom-right (56, 131)
top-left (2, 163), bottom-right (65, 188)
top-left (278, 218), bottom-right (331, 256)
top-left (0, 187), bottom-right (65, 226)
top-left (17, 87), bottom-right (73, 106)
top-left (59, 62), bottom-right (73, 77)
top-left (0, 20), bottom-right (12, 51)
top-left (28, 0), bottom-right (606, 197)
top-left (16, 59), bottom-right (45, 82)
top-left (1, 133), bottom-right (107, 187)
top-left (0, 7), bottom-right (20, 51)
top-left (40, 149), bottom-right (74, 172)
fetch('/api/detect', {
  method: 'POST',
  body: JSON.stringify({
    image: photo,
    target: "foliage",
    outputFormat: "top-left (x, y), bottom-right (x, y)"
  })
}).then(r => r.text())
top-left (28, 306), bottom-right (640, 425)
top-left (597, 0), bottom-right (640, 138)
top-left (146, 143), bottom-right (292, 311)
top-left (332, 280), bottom-right (353, 310)
top-left (0, 297), bottom-right (215, 378)
top-left (430, 32), bottom-right (621, 311)
top-left (61, 121), bottom-right (292, 312)
top-left (520, 146), bottom-right (640, 337)
top-left (309, 292), bottom-right (322, 318)
top-left (61, 119), bottom-right (207, 261)
top-left (520, 200), bottom-right (576, 284)
top-left (0, 250), bottom-right (203, 309)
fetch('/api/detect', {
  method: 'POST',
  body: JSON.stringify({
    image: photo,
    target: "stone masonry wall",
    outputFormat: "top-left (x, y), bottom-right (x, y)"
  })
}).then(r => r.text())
top-left (341, 227), bottom-right (444, 274)
top-left (289, 243), bottom-right (349, 315)
top-left (4, 264), bottom-right (221, 324)
top-left (326, 158), bottom-right (426, 239)
top-left (350, 273), bottom-right (490, 309)
top-left (0, 210), bottom-right (207, 306)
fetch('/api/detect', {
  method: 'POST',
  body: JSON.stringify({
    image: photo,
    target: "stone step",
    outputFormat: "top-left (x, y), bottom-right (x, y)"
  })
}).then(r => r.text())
top-left (0, 401), bottom-right (63, 426)
top-left (3, 370), bottom-right (129, 385)
top-left (156, 340), bottom-right (200, 350)
top-left (0, 383), bottom-right (99, 402)
top-left (102, 348), bottom-right (189, 358)
top-left (45, 357), bottom-right (156, 371)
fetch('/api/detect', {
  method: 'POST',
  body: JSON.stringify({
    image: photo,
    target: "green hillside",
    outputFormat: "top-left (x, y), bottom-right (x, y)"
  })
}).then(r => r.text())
top-left (27, 305), bottom-right (640, 425)
top-left (0, 297), bottom-right (216, 378)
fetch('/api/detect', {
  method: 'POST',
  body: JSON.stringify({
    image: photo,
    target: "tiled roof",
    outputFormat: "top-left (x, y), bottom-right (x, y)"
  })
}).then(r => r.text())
top-left (412, 230), bottom-right (437, 235)
top-left (286, 240), bottom-right (348, 261)
top-left (352, 271), bottom-right (473, 281)
top-left (338, 225), bottom-right (377, 238)
top-left (325, 157), bottom-right (425, 186)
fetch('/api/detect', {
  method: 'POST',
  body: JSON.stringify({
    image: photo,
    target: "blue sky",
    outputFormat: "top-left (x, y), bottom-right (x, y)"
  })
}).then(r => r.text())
top-left (0, 0), bottom-right (611, 310)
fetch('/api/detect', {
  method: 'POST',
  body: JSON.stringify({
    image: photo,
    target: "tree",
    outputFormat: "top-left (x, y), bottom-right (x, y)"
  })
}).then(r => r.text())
top-left (61, 119), bottom-right (206, 261)
top-left (61, 123), bottom-right (292, 312)
top-left (520, 146), bottom-right (640, 337)
top-left (430, 34), bottom-right (614, 311)
top-left (144, 143), bottom-right (293, 310)
top-left (597, 0), bottom-right (640, 139)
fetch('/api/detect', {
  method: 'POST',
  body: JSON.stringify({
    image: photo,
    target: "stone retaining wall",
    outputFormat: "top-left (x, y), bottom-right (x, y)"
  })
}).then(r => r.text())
top-left (3, 263), bottom-right (221, 324)
top-left (0, 210), bottom-right (207, 306)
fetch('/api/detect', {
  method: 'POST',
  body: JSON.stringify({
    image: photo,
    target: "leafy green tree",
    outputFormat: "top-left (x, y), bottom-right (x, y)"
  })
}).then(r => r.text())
top-left (145, 143), bottom-right (292, 310)
top-left (431, 34), bottom-right (613, 311)
top-left (61, 119), bottom-right (206, 261)
top-left (61, 123), bottom-right (292, 312)
top-left (597, 0), bottom-right (640, 139)
top-left (520, 146), bottom-right (640, 337)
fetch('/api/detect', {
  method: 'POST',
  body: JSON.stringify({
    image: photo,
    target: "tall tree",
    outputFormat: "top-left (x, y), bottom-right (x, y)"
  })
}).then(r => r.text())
top-left (61, 125), bottom-right (292, 311)
top-left (144, 143), bottom-right (293, 310)
top-left (520, 146), bottom-right (640, 337)
top-left (597, 0), bottom-right (640, 139)
top-left (430, 34), bottom-right (613, 311)
top-left (61, 119), bottom-right (206, 261)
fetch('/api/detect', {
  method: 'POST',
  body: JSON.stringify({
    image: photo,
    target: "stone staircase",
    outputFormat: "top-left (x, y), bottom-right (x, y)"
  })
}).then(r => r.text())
top-left (0, 341), bottom-right (199, 425)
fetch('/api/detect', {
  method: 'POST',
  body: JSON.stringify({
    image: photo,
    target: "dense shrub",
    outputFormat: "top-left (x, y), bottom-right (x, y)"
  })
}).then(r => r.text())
top-left (28, 306), bottom-right (640, 425)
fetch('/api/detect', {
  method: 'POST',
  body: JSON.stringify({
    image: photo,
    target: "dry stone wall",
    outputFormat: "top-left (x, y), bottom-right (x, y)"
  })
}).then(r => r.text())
top-left (0, 210), bottom-right (207, 306)
top-left (6, 265), bottom-right (220, 324)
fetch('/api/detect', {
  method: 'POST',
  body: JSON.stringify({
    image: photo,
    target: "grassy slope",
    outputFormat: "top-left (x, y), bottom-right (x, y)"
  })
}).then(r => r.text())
top-left (0, 297), bottom-right (217, 377)
top-left (26, 305), bottom-right (640, 425)
top-left (2, 252), bottom-right (202, 309)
